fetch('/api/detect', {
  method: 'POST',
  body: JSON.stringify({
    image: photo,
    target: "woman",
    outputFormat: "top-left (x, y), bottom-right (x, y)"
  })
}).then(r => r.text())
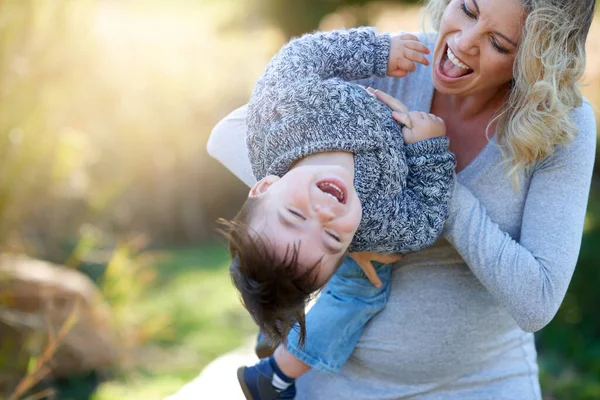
top-left (207, 0), bottom-right (597, 398)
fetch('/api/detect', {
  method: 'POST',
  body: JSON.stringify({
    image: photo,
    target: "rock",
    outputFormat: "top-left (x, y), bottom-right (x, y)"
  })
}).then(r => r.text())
top-left (0, 254), bottom-right (119, 381)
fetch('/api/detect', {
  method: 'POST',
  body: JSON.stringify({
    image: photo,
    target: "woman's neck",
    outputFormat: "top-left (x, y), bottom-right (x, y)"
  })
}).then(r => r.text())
top-left (431, 85), bottom-right (511, 172)
top-left (439, 85), bottom-right (510, 121)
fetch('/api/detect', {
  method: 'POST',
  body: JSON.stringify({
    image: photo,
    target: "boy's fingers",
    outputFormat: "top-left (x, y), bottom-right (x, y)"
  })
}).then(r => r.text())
top-left (429, 113), bottom-right (443, 122)
top-left (404, 40), bottom-right (431, 55)
top-left (392, 111), bottom-right (412, 128)
top-left (373, 90), bottom-right (409, 114)
top-left (389, 69), bottom-right (408, 78)
top-left (404, 48), bottom-right (430, 66)
top-left (408, 110), bottom-right (425, 120)
top-left (397, 58), bottom-right (417, 72)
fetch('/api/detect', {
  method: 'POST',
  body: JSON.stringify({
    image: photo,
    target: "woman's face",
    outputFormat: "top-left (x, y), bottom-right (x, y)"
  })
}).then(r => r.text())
top-left (432, 0), bottom-right (526, 97)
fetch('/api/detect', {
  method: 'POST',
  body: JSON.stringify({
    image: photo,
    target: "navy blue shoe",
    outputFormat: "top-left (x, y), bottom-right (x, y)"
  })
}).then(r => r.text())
top-left (237, 358), bottom-right (296, 400)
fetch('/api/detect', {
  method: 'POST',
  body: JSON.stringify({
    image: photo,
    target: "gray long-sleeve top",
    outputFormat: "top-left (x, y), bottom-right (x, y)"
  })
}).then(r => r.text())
top-left (247, 28), bottom-right (455, 253)
top-left (208, 30), bottom-right (596, 398)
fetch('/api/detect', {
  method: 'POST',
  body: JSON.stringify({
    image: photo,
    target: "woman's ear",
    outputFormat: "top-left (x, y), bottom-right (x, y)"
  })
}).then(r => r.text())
top-left (249, 175), bottom-right (279, 198)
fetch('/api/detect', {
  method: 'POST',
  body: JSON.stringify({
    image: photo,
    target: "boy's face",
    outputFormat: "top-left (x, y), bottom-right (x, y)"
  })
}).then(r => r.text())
top-left (249, 165), bottom-right (362, 285)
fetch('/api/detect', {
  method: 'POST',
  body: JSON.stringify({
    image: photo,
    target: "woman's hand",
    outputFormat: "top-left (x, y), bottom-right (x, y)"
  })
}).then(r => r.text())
top-left (350, 251), bottom-right (403, 288)
top-left (388, 33), bottom-right (430, 78)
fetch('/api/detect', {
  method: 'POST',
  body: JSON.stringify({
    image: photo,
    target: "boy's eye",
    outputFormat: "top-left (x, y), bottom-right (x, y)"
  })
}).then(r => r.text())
top-left (288, 208), bottom-right (306, 220)
top-left (325, 229), bottom-right (341, 242)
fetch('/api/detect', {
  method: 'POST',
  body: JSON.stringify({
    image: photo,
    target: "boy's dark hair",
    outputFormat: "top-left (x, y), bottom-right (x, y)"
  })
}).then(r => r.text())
top-left (219, 197), bottom-right (322, 346)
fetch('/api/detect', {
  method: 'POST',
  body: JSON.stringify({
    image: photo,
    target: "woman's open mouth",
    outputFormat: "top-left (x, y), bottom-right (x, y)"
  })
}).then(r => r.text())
top-left (437, 44), bottom-right (474, 81)
top-left (316, 178), bottom-right (347, 204)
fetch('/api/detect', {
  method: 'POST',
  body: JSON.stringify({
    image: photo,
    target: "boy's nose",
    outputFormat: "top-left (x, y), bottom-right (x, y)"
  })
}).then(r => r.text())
top-left (314, 204), bottom-right (335, 222)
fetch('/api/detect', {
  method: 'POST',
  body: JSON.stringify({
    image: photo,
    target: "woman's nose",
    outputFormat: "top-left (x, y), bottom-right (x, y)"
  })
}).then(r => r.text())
top-left (314, 204), bottom-right (335, 222)
top-left (455, 28), bottom-right (479, 56)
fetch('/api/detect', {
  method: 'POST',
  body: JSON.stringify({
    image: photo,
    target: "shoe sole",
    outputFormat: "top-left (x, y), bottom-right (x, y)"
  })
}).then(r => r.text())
top-left (237, 366), bottom-right (255, 400)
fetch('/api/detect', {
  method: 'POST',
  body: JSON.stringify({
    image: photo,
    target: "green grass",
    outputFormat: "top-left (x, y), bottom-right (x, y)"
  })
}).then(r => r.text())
top-left (93, 243), bottom-right (256, 400)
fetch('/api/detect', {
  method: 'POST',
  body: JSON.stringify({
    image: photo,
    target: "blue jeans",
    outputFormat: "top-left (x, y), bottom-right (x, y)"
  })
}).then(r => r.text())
top-left (286, 257), bottom-right (393, 373)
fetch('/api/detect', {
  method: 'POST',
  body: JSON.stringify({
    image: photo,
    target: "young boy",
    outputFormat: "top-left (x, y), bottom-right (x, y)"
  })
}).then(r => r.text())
top-left (220, 27), bottom-right (456, 399)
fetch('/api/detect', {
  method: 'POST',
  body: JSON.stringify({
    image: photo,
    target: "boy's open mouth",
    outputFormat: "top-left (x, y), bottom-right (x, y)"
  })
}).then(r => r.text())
top-left (316, 179), bottom-right (347, 204)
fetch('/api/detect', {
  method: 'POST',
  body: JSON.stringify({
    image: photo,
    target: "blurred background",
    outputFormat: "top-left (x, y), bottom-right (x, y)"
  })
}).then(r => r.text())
top-left (0, 0), bottom-right (598, 399)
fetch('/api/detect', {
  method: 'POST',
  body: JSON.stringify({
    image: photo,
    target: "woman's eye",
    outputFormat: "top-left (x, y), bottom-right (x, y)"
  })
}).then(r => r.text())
top-left (288, 208), bottom-right (306, 220)
top-left (491, 39), bottom-right (509, 54)
top-left (460, 1), bottom-right (476, 19)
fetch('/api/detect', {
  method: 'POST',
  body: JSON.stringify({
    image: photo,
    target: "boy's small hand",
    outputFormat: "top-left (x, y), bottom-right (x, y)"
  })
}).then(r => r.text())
top-left (350, 252), bottom-right (404, 288)
top-left (388, 33), bottom-right (430, 78)
top-left (396, 111), bottom-right (446, 145)
top-left (367, 88), bottom-right (445, 144)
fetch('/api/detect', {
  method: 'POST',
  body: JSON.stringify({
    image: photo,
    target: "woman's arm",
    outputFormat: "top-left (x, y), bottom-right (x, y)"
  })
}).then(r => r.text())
top-left (444, 102), bottom-right (597, 332)
top-left (206, 104), bottom-right (255, 188)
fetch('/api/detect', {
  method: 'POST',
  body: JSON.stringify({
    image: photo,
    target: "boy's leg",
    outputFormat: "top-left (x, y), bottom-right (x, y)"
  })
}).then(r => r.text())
top-left (238, 340), bottom-right (309, 399)
top-left (237, 257), bottom-right (392, 398)
top-left (273, 345), bottom-right (310, 378)
top-left (237, 357), bottom-right (296, 400)
top-left (286, 257), bottom-right (392, 373)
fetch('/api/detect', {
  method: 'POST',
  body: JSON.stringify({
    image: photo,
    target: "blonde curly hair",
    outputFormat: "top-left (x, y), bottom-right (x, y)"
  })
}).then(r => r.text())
top-left (425, 0), bottom-right (595, 185)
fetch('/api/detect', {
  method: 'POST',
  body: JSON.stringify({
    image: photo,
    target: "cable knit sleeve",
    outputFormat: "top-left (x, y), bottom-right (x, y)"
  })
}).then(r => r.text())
top-left (259, 28), bottom-right (390, 85)
top-left (400, 137), bottom-right (456, 251)
top-left (247, 27), bottom-right (391, 179)
top-left (357, 136), bottom-right (456, 254)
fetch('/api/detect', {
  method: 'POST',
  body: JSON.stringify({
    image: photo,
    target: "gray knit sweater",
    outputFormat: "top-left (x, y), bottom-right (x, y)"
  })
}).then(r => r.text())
top-left (247, 28), bottom-right (456, 253)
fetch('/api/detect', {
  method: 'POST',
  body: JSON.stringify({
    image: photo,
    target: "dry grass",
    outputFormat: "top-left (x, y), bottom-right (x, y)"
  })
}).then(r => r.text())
top-left (8, 303), bottom-right (79, 400)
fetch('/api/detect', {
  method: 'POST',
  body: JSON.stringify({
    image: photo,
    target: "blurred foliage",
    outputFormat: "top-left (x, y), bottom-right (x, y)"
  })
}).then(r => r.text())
top-left (92, 244), bottom-right (255, 400)
top-left (0, 0), bottom-right (99, 258)
top-left (0, 0), bottom-right (254, 263)
top-left (249, 0), bottom-right (419, 37)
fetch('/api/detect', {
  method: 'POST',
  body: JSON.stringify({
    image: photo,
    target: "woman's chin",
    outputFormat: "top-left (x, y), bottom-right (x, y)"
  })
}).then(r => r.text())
top-left (432, 70), bottom-right (477, 96)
